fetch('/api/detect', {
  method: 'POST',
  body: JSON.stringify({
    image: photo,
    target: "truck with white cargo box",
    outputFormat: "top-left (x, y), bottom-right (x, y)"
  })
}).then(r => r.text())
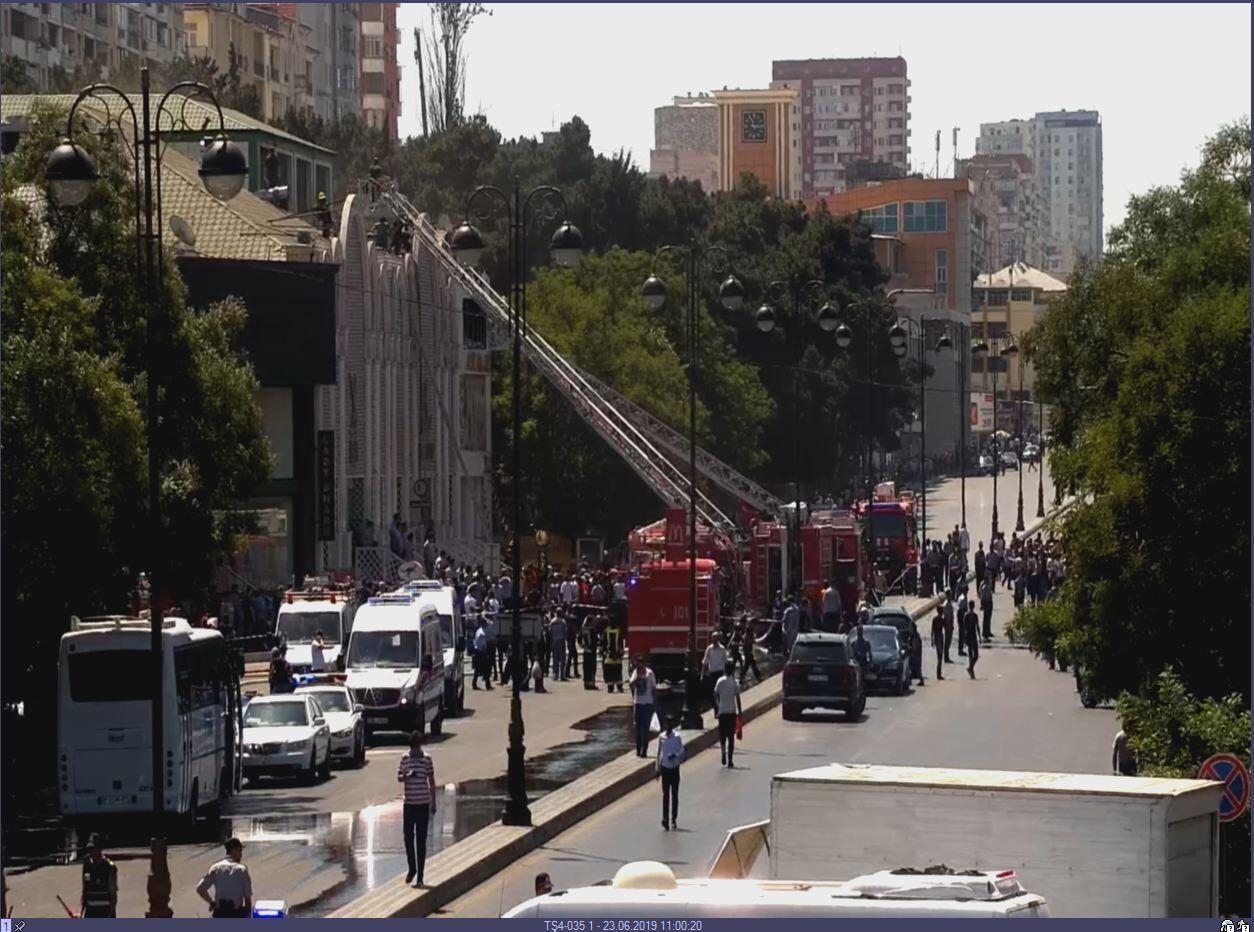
top-left (758, 763), bottom-right (1222, 918)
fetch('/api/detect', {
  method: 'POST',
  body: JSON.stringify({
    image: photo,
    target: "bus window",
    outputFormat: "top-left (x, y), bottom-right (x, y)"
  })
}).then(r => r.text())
top-left (68, 651), bottom-right (153, 702)
top-left (175, 643), bottom-right (226, 712)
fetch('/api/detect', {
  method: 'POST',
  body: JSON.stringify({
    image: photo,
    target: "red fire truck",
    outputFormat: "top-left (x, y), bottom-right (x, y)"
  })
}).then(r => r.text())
top-left (744, 509), bottom-right (864, 623)
top-left (857, 483), bottom-right (918, 587)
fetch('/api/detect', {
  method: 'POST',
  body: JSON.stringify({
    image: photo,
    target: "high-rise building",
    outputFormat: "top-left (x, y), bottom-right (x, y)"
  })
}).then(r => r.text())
top-left (283, 2), bottom-right (359, 124)
top-left (358, 2), bottom-right (401, 140)
top-left (2, 3), bottom-right (185, 88)
top-left (649, 93), bottom-right (719, 192)
top-left (957, 152), bottom-right (1049, 273)
top-left (714, 86), bottom-right (800, 200)
top-left (771, 57), bottom-right (911, 199)
top-left (977, 110), bottom-right (1103, 278)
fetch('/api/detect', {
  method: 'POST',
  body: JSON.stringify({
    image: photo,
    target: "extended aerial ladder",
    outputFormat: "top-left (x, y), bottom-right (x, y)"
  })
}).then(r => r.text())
top-left (370, 182), bottom-right (787, 542)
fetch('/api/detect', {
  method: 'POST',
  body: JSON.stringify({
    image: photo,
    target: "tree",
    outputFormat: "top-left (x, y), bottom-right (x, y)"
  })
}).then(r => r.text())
top-left (2, 103), bottom-right (271, 722)
top-left (2, 55), bottom-right (38, 92)
top-left (423, 2), bottom-right (490, 134)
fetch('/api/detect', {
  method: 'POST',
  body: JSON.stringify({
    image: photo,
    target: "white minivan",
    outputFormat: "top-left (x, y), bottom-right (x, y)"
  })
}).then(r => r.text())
top-left (396, 580), bottom-right (465, 716)
top-left (344, 594), bottom-right (445, 743)
top-left (504, 861), bottom-right (1050, 919)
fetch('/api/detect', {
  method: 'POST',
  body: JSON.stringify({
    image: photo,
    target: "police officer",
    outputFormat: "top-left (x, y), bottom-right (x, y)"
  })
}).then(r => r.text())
top-left (80, 834), bottom-right (118, 918)
top-left (601, 613), bottom-right (624, 692)
top-left (580, 616), bottom-right (599, 690)
top-left (268, 646), bottom-right (293, 694)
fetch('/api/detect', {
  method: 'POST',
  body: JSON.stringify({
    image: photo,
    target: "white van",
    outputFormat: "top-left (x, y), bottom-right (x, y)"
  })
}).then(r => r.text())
top-left (344, 594), bottom-right (445, 742)
top-left (503, 861), bottom-right (1050, 919)
top-left (275, 583), bottom-right (358, 673)
top-left (396, 580), bottom-right (465, 716)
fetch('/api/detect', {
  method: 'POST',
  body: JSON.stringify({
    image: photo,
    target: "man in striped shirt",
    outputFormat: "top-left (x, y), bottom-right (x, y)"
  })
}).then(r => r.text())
top-left (397, 731), bottom-right (438, 886)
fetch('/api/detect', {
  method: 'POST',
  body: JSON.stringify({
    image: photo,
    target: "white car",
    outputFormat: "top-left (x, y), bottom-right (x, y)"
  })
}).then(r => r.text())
top-left (242, 694), bottom-right (331, 785)
top-left (296, 683), bottom-right (365, 768)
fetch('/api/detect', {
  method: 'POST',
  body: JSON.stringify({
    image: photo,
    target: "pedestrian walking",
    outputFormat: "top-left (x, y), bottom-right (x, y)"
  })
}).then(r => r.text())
top-left (471, 621), bottom-right (493, 690)
top-left (580, 616), bottom-right (599, 690)
top-left (974, 543), bottom-right (987, 587)
top-left (601, 614), bottom-right (624, 692)
top-left (268, 646), bottom-right (293, 694)
top-left (196, 838), bottom-right (252, 918)
top-left (547, 613), bottom-right (567, 682)
top-left (80, 834), bottom-right (118, 918)
top-left (941, 595), bottom-right (956, 662)
top-left (628, 657), bottom-right (657, 758)
top-left (962, 600), bottom-right (980, 679)
top-left (656, 717), bottom-right (685, 830)
top-left (1112, 726), bottom-right (1137, 776)
top-left (781, 597), bottom-right (801, 656)
top-left (566, 610), bottom-right (580, 679)
top-left (930, 607), bottom-right (946, 681)
top-left (713, 666), bottom-right (742, 768)
top-left (908, 620), bottom-right (925, 686)
top-left (397, 731), bottom-right (437, 887)
top-left (531, 653), bottom-right (546, 693)
top-left (958, 523), bottom-right (971, 557)
top-left (979, 578), bottom-right (995, 641)
top-left (734, 617), bottom-right (762, 686)
top-left (701, 632), bottom-right (728, 703)
top-left (1013, 569), bottom-right (1027, 609)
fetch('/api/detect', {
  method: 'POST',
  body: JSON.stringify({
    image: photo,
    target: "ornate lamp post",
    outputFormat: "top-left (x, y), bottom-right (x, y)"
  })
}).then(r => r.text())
top-left (754, 280), bottom-right (838, 596)
top-left (1036, 390), bottom-right (1046, 518)
top-left (970, 335), bottom-right (1019, 541)
top-left (48, 69), bottom-right (247, 918)
top-left (451, 179), bottom-right (583, 827)
top-left (1015, 360), bottom-right (1027, 532)
top-left (642, 247), bottom-right (744, 730)
top-left (889, 317), bottom-right (953, 576)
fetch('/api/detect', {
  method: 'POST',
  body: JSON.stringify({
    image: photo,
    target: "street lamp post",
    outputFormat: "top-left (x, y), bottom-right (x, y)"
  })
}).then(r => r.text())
top-left (970, 336), bottom-right (1019, 541)
top-left (642, 248), bottom-right (744, 731)
top-left (958, 332), bottom-right (968, 529)
top-left (1036, 393), bottom-right (1046, 518)
top-left (47, 69), bottom-right (248, 918)
top-left (890, 317), bottom-right (952, 579)
top-left (834, 289), bottom-right (933, 591)
top-left (451, 179), bottom-right (583, 827)
top-left (754, 280), bottom-right (837, 596)
top-left (1015, 362), bottom-right (1026, 532)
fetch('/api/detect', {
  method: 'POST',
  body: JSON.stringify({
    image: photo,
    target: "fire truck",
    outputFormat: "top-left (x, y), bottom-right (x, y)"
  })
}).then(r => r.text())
top-left (856, 483), bottom-right (918, 588)
top-left (743, 508), bottom-right (864, 624)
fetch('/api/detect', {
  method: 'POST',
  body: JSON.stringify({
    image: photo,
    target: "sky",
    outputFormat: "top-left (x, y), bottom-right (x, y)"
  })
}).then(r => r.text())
top-left (397, 3), bottom-right (1252, 242)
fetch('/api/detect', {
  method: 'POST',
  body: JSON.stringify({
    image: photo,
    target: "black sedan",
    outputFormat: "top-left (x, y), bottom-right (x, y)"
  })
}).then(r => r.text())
top-left (849, 624), bottom-right (910, 696)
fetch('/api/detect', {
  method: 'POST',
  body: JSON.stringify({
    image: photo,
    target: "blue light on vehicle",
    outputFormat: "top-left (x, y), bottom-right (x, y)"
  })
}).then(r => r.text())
top-left (252, 900), bottom-right (288, 919)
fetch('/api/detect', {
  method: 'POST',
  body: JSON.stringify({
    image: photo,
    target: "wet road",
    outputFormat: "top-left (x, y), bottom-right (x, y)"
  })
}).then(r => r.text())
top-left (438, 574), bottom-right (1110, 918)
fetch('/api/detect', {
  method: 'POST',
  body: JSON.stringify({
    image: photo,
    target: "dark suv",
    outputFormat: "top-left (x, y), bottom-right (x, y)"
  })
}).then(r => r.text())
top-left (782, 633), bottom-right (866, 721)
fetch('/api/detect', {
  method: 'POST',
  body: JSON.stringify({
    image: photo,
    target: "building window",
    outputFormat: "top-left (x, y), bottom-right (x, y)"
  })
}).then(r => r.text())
top-left (362, 71), bottom-right (384, 94)
top-left (363, 35), bottom-right (383, 58)
top-left (935, 249), bottom-right (948, 288)
top-left (1010, 289), bottom-right (1032, 302)
top-left (985, 290), bottom-right (1009, 306)
top-left (904, 200), bottom-right (947, 233)
top-left (859, 203), bottom-right (898, 234)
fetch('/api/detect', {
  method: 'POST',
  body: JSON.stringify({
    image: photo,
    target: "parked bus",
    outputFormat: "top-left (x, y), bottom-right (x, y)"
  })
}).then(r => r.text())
top-left (57, 616), bottom-right (243, 830)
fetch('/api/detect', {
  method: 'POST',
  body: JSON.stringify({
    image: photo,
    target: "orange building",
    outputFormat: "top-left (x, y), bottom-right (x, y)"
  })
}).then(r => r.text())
top-left (714, 87), bottom-right (800, 199)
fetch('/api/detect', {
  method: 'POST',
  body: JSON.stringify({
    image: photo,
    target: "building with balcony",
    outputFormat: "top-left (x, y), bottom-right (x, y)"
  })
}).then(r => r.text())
top-left (971, 261), bottom-right (1067, 403)
top-left (357, 2), bottom-right (400, 140)
top-left (772, 57), bottom-right (911, 199)
top-left (714, 86), bottom-right (800, 200)
top-left (2, 2), bottom-right (185, 88)
top-left (977, 109), bottom-right (1103, 279)
top-left (958, 151), bottom-right (1049, 273)
top-left (649, 93), bottom-right (719, 192)
top-left (280, 2), bottom-right (359, 125)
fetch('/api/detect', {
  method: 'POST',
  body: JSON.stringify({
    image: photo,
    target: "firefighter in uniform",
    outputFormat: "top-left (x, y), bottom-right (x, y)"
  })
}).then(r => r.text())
top-left (80, 834), bottom-right (118, 918)
top-left (580, 616), bottom-right (599, 690)
top-left (601, 613), bottom-right (624, 692)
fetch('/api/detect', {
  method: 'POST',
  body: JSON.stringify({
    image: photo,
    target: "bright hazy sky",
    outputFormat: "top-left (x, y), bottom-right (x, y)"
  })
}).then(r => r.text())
top-left (397, 3), bottom-right (1252, 241)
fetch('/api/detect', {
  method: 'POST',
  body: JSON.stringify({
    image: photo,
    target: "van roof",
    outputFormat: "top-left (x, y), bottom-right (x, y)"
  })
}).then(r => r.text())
top-left (773, 762), bottom-right (1223, 799)
top-left (350, 597), bottom-right (437, 633)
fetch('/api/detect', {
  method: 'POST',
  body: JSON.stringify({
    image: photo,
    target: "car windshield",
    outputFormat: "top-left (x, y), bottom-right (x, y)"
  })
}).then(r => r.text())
top-left (245, 701), bottom-right (308, 728)
top-left (790, 642), bottom-right (849, 664)
top-left (346, 631), bottom-right (419, 669)
top-left (874, 612), bottom-right (911, 630)
top-left (867, 513), bottom-right (907, 537)
top-left (305, 690), bottom-right (350, 712)
top-left (865, 629), bottom-right (900, 653)
top-left (277, 611), bottom-right (341, 644)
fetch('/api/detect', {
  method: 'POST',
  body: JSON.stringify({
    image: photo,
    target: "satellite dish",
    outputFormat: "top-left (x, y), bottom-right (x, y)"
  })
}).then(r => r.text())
top-left (169, 215), bottom-right (197, 247)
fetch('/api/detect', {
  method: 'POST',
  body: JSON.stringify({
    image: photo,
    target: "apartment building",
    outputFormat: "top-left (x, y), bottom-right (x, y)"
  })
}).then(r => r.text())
top-left (714, 86), bottom-right (800, 200)
top-left (358, 2), bottom-right (401, 139)
top-left (2, 2), bottom-right (184, 87)
top-left (977, 109), bottom-right (1103, 278)
top-left (649, 93), bottom-right (719, 192)
top-left (284, 2), bottom-right (359, 124)
top-left (958, 152), bottom-right (1048, 272)
top-left (772, 57), bottom-right (911, 199)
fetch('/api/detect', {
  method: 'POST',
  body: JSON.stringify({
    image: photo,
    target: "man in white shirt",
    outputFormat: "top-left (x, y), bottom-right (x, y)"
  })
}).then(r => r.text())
top-left (958, 523), bottom-right (971, 557)
top-left (196, 838), bottom-right (253, 918)
top-left (701, 633), bottom-right (727, 702)
top-left (713, 668), bottom-right (742, 768)
top-left (781, 597), bottom-right (801, 655)
top-left (559, 574), bottom-right (579, 606)
top-left (820, 580), bottom-right (843, 632)
top-left (655, 718), bottom-right (685, 831)
top-left (628, 657), bottom-right (657, 758)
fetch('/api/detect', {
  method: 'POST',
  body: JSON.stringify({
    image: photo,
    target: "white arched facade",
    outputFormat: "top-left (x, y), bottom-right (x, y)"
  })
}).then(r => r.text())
top-left (315, 193), bottom-right (494, 578)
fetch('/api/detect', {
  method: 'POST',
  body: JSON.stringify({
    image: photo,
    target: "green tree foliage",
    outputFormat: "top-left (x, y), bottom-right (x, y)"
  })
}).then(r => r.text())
top-left (1022, 118), bottom-right (1251, 706)
top-left (1, 104), bottom-right (271, 710)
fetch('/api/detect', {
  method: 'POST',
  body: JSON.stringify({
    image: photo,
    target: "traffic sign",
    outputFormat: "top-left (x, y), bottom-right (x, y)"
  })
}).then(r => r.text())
top-left (1197, 752), bottom-right (1249, 823)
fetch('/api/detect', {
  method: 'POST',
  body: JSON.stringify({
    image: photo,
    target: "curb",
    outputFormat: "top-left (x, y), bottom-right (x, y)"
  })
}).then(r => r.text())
top-left (330, 499), bottom-right (1076, 919)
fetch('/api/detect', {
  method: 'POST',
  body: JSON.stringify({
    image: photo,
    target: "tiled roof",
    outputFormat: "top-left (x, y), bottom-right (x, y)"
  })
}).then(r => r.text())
top-left (0, 94), bottom-right (334, 155)
top-left (974, 261), bottom-right (1068, 293)
top-left (9, 148), bottom-right (319, 263)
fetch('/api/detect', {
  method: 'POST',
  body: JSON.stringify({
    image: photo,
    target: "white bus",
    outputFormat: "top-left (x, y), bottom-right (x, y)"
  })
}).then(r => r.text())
top-left (57, 616), bottom-right (243, 827)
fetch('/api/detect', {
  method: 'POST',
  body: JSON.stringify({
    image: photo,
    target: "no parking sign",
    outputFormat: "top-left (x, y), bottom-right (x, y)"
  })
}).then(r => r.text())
top-left (1197, 752), bottom-right (1250, 823)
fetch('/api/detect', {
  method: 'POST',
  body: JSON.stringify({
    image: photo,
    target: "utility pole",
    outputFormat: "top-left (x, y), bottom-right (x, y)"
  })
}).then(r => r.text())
top-left (413, 27), bottom-right (429, 138)
top-left (951, 127), bottom-right (959, 178)
top-left (934, 130), bottom-right (941, 179)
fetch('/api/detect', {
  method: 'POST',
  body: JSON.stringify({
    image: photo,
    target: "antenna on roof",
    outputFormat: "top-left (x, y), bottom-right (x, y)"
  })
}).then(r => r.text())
top-left (934, 130), bottom-right (940, 179)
